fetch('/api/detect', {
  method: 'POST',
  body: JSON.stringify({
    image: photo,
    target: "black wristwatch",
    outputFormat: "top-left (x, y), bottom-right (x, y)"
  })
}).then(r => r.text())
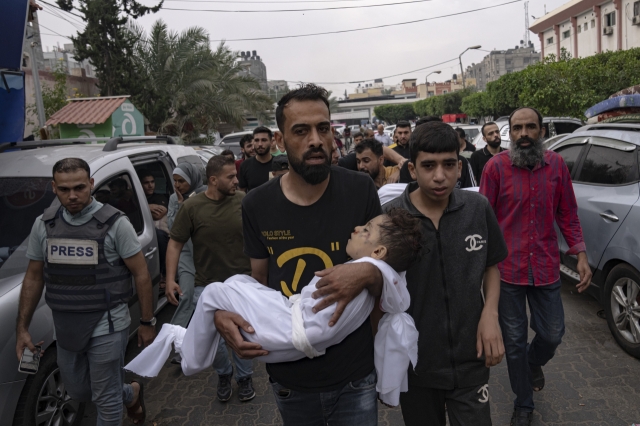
top-left (140, 317), bottom-right (157, 327)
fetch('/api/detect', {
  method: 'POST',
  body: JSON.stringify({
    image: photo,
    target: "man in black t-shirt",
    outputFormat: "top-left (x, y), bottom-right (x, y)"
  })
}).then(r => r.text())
top-left (384, 121), bottom-right (411, 167)
top-left (139, 170), bottom-right (170, 283)
top-left (469, 122), bottom-right (505, 185)
top-left (214, 85), bottom-right (385, 426)
top-left (238, 126), bottom-right (273, 192)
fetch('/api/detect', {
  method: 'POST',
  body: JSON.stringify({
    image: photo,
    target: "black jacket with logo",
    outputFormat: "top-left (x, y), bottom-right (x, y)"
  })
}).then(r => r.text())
top-left (384, 184), bottom-right (508, 389)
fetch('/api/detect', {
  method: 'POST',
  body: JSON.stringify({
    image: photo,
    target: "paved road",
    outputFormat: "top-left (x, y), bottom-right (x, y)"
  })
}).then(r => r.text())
top-left (80, 277), bottom-right (640, 425)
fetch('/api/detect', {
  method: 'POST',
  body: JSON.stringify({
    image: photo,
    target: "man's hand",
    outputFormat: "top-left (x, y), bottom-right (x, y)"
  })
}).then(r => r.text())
top-left (15, 330), bottom-right (44, 361)
top-left (213, 310), bottom-right (268, 359)
top-left (312, 263), bottom-right (382, 327)
top-left (138, 325), bottom-right (156, 348)
top-left (165, 279), bottom-right (182, 306)
top-left (387, 170), bottom-right (400, 184)
top-left (149, 204), bottom-right (167, 220)
top-left (476, 310), bottom-right (504, 367)
top-left (397, 158), bottom-right (407, 169)
top-left (576, 252), bottom-right (592, 293)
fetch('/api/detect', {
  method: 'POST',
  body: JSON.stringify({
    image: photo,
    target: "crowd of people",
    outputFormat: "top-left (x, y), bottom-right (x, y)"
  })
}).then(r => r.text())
top-left (14, 84), bottom-right (592, 426)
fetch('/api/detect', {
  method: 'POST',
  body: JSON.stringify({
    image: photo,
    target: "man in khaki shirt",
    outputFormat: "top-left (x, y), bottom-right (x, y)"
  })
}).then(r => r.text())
top-left (356, 138), bottom-right (400, 188)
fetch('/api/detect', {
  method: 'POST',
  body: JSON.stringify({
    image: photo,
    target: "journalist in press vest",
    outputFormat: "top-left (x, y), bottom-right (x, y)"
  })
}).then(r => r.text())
top-left (15, 158), bottom-right (156, 426)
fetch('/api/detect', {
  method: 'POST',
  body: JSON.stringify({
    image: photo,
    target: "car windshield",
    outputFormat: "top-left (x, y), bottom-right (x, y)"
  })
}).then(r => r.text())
top-left (0, 177), bottom-right (57, 278)
top-left (216, 134), bottom-right (246, 146)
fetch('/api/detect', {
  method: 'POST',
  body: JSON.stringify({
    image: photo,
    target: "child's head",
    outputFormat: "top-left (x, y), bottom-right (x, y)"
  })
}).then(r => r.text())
top-left (346, 208), bottom-right (423, 272)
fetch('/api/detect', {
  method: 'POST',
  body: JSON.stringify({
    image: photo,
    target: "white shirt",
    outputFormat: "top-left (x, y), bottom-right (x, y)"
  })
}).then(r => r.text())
top-left (374, 133), bottom-right (393, 147)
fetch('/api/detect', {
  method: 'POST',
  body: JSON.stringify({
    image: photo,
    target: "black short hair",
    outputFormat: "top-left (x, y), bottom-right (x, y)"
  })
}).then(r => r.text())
top-left (396, 121), bottom-right (411, 130)
top-left (52, 158), bottom-right (90, 179)
top-left (353, 132), bottom-right (364, 139)
top-left (206, 155), bottom-right (236, 179)
top-left (220, 149), bottom-right (235, 158)
top-left (240, 134), bottom-right (254, 148)
top-left (455, 127), bottom-right (466, 139)
top-left (508, 107), bottom-right (543, 129)
top-left (355, 138), bottom-right (383, 157)
top-left (410, 121), bottom-right (460, 164)
top-left (276, 84), bottom-right (330, 132)
top-left (481, 121), bottom-right (498, 136)
top-left (253, 126), bottom-right (273, 139)
top-left (378, 208), bottom-right (423, 272)
top-left (415, 116), bottom-right (443, 127)
top-left (138, 169), bottom-right (154, 181)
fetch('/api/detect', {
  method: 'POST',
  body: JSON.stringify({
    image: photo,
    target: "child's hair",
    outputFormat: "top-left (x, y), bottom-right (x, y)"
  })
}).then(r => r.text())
top-left (378, 208), bottom-right (423, 272)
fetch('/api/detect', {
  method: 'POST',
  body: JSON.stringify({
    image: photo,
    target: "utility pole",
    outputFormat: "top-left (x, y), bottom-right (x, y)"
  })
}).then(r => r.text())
top-left (524, 1), bottom-right (530, 46)
top-left (27, 25), bottom-right (46, 131)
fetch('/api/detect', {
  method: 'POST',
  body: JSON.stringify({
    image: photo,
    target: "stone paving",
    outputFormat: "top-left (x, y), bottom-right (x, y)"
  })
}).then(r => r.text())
top-left (80, 278), bottom-right (640, 425)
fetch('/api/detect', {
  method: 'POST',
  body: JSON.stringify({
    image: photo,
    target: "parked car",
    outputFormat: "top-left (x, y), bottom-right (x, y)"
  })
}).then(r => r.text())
top-left (215, 129), bottom-right (278, 160)
top-left (498, 117), bottom-right (584, 143)
top-left (384, 125), bottom-right (396, 138)
top-left (0, 136), bottom-right (200, 425)
top-left (549, 123), bottom-right (640, 359)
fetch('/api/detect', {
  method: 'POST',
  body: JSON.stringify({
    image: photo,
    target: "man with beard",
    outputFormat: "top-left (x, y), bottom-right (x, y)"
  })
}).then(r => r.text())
top-left (356, 138), bottom-right (400, 188)
top-left (214, 84), bottom-right (385, 425)
top-left (340, 132), bottom-right (406, 172)
top-left (239, 126), bottom-right (273, 192)
top-left (469, 122), bottom-right (505, 184)
top-left (236, 134), bottom-right (255, 173)
top-left (166, 155), bottom-right (256, 403)
top-left (480, 107), bottom-right (591, 426)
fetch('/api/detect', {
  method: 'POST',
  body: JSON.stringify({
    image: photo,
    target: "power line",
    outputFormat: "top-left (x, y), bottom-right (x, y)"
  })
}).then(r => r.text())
top-left (41, 9), bottom-right (85, 30)
top-left (281, 57), bottom-right (459, 85)
top-left (211, 0), bottom-right (521, 41)
top-left (163, 0), bottom-right (434, 12)
top-left (39, 0), bottom-right (85, 19)
top-left (37, 23), bottom-right (72, 39)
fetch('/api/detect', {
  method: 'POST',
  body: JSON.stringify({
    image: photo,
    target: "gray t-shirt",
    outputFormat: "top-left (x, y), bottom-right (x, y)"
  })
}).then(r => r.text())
top-left (26, 199), bottom-right (141, 337)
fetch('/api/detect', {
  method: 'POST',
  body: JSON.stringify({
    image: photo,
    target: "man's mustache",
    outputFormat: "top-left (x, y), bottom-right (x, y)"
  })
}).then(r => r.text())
top-left (515, 136), bottom-right (536, 147)
top-left (303, 147), bottom-right (327, 161)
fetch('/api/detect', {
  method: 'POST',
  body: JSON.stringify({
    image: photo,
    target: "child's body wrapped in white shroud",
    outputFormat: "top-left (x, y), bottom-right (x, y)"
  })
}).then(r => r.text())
top-left (125, 257), bottom-right (418, 406)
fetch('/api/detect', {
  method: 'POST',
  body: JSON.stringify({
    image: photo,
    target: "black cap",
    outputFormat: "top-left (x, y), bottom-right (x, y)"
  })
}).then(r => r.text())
top-left (271, 155), bottom-right (289, 172)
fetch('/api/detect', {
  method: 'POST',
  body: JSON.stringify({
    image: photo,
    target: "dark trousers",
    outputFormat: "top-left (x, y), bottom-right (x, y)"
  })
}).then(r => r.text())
top-left (156, 228), bottom-right (169, 275)
top-left (270, 369), bottom-right (378, 426)
top-left (499, 280), bottom-right (565, 412)
top-left (400, 383), bottom-right (492, 426)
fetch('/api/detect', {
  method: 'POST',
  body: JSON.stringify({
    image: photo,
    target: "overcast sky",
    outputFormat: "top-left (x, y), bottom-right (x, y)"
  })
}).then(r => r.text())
top-left (36, 0), bottom-right (568, 98)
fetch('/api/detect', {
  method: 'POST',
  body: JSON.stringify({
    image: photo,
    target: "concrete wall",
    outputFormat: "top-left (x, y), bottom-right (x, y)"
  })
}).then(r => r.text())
top-left (577, 9), bottom-right (598, 57)
top-left (543, 28), bottom-right (558, 58)
top-left (601, 1), bottom-right (618, 52)
top-left (623, 0), bottom-right (640, 49)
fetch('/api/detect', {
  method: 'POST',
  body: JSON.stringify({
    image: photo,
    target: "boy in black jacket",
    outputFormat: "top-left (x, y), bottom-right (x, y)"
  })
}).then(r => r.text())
top-left (383, 121), bottom-right (508, 426)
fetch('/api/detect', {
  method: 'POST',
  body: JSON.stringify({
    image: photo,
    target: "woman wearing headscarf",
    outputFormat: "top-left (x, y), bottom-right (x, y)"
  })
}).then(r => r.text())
top-left (165, 163), bottom-right (207, 328)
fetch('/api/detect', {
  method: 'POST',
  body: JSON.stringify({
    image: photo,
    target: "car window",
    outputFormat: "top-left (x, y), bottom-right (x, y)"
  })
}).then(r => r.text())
top-left (576, 143), bottom-right (638, 185)
top-left (134, 161), bottom-right (173, 196)
top-left (93, 173), bottom-right (145, 234)
top-left (554, 144), bottom-right (584, 175)
top-left (220, 135), bottom-right (245, 145)
top-left (554, 122), bottom-right (582, 134)
top-left (0, 177), bottom-right (57, 277)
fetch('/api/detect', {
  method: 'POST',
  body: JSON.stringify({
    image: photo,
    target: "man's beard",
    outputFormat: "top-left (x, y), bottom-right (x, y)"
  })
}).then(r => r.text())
top-left (486, 138), bottom-right (501, 149)
top-left (288, 147), bottom-right (331, 185)
top-left (255, 146), bottom-right (269, 155)
top-left (509, 136), bottom-right (545, 168)
top-left (363, 167), bottom-right (380, 180)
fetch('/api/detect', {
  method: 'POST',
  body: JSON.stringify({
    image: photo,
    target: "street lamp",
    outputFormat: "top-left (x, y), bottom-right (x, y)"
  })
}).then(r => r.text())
top-left (459, 45), bottom-right (481, 89)
top-left (425, 70), bottom-right (441, 83)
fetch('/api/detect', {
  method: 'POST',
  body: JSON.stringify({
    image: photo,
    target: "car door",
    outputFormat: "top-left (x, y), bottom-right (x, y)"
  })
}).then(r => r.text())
top-left (571, 137), bottom-right (640, 270)
top-left (551, 136), bottom-right (590, 255)
top-left (91, 157), bottom-right (160, 333)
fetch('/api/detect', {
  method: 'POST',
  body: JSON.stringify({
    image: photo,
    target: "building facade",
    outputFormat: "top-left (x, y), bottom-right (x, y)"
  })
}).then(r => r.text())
top-left (529, 0), bottom-right (640, 61)
top-left (464, 44), bottom-right (540, 91)
top-left (237, 50), bottom-right (267, 91)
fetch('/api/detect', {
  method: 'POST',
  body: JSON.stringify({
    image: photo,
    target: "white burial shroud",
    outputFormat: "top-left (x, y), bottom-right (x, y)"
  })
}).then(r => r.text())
top-left (125, 257), bottom-right (418, 407)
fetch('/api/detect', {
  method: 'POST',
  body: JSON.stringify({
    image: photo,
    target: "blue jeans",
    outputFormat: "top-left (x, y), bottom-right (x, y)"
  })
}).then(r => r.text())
top-left (499, 280), bottom-right (565, 412)
top-left (57, 328), bottom-right (133, 426)
top-left (193, 286), bottom-right (253, 381)
top-left (270, 369), bottom-right (378, 426)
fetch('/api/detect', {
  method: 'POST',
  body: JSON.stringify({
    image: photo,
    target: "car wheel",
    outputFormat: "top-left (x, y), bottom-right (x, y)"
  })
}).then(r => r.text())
top-left (12, 348), bottom-right (85, 426)
top-left (604, 264), bottom-right (640, 359)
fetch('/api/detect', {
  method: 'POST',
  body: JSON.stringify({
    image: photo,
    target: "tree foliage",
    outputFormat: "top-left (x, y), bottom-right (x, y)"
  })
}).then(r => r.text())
top-left (131, 20), bottom-right (273, 139)
top-left (56, 0), bottom-right (162, 96)
top-left (373, 104), bottom-right (416, 124)
top-left (413, 88), bottom-right (475, 117)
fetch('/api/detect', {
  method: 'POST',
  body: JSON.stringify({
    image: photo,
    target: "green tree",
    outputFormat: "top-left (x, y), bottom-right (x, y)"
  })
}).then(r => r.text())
top-left (28, 62), bottom-right (69, 137)
top-left (374, 104), bottom-right (416, 124)
top-left (414, 88), bottom-right (474, 117)
top-left (131, 20), bottom-right (273, 139)
top-left (56, 0), bottom-right (162, 96)
top-left (460, 91), bottom-right (490, 118)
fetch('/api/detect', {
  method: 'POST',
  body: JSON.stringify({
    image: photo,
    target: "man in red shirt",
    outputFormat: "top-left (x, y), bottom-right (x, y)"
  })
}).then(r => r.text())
top-left (480, 107), bottom-right (592, 426)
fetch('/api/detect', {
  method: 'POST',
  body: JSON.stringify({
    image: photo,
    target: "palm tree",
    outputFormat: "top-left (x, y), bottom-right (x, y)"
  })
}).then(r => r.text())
top-left (131, 20), bottom-right (273, 139)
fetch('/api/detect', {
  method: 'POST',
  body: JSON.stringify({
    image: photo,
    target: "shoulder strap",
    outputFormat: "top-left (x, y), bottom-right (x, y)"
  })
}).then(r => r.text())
top-left (42, 203), bottom-right (62, 222)
top-left (93, 204), bottom-right (123, 224)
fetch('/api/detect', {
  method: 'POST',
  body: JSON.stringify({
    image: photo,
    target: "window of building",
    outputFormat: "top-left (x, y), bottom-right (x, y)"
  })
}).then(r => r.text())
top-left (591, 19), bottom-right (595, 28)
top-left (443, 90), bottom-right (448, 94)
top-left (584, 23), bottom-right (588, 31)
top-left (635, 1), bottom-right (640, 16)
top-left (577, 25), bottom-right (582, 34)
top-left (563, 30), bottom-right (571, 39)
top-left (524, 57), bottom-right (530, 63)
top-left (605, 11), bottom-right (616, 27)
top-left (547, 36), bottom-right (554, 45)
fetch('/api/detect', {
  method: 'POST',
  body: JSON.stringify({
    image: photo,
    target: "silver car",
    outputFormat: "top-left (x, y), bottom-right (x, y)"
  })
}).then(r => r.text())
top-left (550, 123), bottom-right (640, 359)
top-left (0, 137), bottom-right (202, 425)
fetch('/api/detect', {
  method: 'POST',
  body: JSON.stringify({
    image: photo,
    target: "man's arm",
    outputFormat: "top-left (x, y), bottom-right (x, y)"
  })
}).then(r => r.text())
top-left (15, 260), bottom-right (46, 361)
top-left (382, 146), bottom-right (406, 167)
top-left (476, 265), bottom-right (504, 367)
top-left (250, 257), bottom-right (269, 285)
top-left (165, 239), bottom-right (186, 305)
top-left (122, 251), bottom-right (156, 347)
